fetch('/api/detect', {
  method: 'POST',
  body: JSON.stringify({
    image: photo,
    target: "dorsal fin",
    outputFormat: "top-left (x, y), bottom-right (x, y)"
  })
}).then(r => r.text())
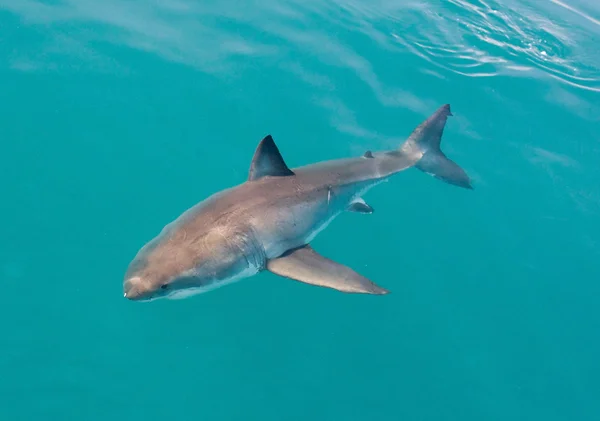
top-left (248, 135), bottom-right (295, 181)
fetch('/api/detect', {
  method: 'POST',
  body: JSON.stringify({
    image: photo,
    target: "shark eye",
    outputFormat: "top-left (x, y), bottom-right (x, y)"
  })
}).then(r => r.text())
top-left (160, 284), bottom-right (169, 290)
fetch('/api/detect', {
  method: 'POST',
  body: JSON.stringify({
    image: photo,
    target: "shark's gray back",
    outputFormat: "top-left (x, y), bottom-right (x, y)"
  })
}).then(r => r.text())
top-left (136, 155), bottom-right (385, 277)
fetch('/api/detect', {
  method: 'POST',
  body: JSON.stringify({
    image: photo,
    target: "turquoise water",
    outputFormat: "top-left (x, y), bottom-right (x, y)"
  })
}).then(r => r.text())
top-left (2, 0), bottom-right (600, 419)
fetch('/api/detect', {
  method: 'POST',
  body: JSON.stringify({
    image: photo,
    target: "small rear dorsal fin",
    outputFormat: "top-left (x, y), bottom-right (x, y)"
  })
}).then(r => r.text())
top-left (248, 135), bottom-right (295, 181)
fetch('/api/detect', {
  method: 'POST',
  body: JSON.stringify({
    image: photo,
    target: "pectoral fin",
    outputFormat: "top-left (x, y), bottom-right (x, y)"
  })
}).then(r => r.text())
top-left (266, 245), bottom-right (389, 295)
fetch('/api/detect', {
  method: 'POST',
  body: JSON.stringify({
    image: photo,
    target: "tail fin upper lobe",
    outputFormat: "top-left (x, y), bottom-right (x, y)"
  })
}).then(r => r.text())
top-left (401, 104), bottom-right (473, 189)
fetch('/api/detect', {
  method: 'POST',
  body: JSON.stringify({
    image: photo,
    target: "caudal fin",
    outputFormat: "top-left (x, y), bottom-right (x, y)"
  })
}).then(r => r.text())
top-left (400, 104), bottom-right (473, 189)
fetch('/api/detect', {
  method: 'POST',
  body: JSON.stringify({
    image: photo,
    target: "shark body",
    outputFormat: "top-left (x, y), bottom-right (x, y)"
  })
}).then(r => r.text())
top-left (123, 104), bottom-right (471, 301)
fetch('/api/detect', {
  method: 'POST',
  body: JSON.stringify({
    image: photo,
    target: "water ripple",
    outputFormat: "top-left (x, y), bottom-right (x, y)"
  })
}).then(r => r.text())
top-left (386, 0), bottom-right (600, 91)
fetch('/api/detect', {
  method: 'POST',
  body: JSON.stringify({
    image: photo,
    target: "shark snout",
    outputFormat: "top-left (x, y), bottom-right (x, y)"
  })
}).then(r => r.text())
top-left (123, 276), bottom-right (153, 301)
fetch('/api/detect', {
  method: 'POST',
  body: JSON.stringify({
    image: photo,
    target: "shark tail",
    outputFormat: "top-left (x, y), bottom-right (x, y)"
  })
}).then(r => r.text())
top-left (401, 104), bottom-right (472, 189)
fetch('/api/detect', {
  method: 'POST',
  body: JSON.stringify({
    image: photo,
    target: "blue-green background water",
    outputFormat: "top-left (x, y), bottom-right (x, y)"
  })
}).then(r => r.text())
top-left (1, 0), bottom-right (600, 419)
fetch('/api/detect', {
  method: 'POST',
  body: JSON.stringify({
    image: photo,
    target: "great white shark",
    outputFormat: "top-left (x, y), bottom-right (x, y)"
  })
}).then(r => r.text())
top-left (123, 104), bottom-right (471, 301)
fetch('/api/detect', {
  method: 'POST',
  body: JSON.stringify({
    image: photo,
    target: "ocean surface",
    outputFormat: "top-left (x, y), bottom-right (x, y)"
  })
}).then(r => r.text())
top-left (1, 1), bottom-right (599, 420)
